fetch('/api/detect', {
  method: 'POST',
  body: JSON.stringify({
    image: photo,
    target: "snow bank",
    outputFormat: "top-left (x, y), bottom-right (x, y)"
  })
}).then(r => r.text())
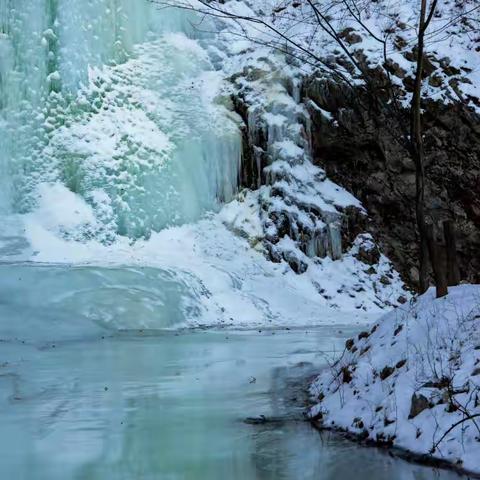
top-left (309, 285), bottom-right (480, 475)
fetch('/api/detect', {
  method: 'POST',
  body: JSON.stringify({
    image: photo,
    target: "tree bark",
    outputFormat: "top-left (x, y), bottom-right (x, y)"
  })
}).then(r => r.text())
top-left (426, 223), bottom-right (448, 298)
top-left (413, 149), bottom-right (429, 293)
top-left (443, 219), bottom-right (460, 286)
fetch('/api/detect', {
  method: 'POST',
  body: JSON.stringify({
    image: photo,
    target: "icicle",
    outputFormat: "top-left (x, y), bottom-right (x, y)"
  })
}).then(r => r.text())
top-left (328, 223), bottom-right (343, 260)
top-left (291, 77), bottom-right (302, 104)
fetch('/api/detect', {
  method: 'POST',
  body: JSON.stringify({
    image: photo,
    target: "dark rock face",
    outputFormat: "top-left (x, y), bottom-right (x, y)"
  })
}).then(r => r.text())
top-left (232, 94), bottom-right (268, 190)
top-left (305, 78), bottom-right (480, 287)
top-left (228, 57), bottom-right (479, 288)
top-left (379, 365), bottom-right (394, 380)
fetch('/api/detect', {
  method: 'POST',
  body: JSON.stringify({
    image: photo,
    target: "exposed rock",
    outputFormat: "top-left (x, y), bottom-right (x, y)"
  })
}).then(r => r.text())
top-left (394, 35), bottom-right (407, 50)
top-left (394, 324), bottom-right (403, 336)
top-left (408, 393), bottom-right (430, 419)
top-left (307, 77), bottom-right (480, 288)
top-left (380, 275), bottom-right (391, 285)
top-left (395, 359), bottom-right (407, 369)
top-left (342, 366), bottom-right (353, 383)
top-left (429, 75), bottom-right (443, 88)
top-left (402, 76), bottom-right (415, 92)
top-left (358, 331), bottom-right (369, 340)
top-left (422, 56), bottom-right (437, 78)
top-left (341, 30), bottom-right (363, 45)
top-left (354, 234), bottom-right (381, 265)
top-left (402, 50), bottom-right (436, 78)
top-left (421, 377), bottom-right (451, 389)
top-left (379, 365), bottom-right (395, 380)
top-left (384, 59), bottom-right (406, 79)
top-left (443, 65), bottom-right (461, 77)
top-left (353, 417), bottom-right (364, 429)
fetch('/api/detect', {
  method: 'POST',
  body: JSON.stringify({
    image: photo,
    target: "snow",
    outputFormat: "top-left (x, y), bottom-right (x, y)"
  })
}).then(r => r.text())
top-left (163, 32), bottom-right (208, 56)
top-left (309, 285), bottom-right (480, 475)
top-left (28, 183), bottom-right (97, 233)
top-left (7, 192), bottom-right (407, 329)
top-left (202, 0), bottom-right (479, 112)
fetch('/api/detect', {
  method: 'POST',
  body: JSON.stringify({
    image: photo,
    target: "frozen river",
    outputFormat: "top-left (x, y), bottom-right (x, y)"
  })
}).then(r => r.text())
top-left (0, 289), bottom-right (459, 480)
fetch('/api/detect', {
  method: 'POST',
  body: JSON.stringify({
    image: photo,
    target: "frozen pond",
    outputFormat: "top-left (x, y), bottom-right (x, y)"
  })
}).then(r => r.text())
top-left (0, 277), bottom-right (460, 480)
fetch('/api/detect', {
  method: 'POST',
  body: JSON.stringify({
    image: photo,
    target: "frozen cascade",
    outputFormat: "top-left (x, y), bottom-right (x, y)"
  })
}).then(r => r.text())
top-left (0, 0), bottom-right (247, 328)
top-left (0, 0), bottom-right (241, 237)
top-left (0, 2), bottom-right (422, 474)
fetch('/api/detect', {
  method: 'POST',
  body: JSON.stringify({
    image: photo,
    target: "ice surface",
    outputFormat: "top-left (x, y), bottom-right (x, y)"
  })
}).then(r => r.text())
top-left (1, 208), bottom-right (394, 330)
top-left (0, 326), bottom-right (458, 480)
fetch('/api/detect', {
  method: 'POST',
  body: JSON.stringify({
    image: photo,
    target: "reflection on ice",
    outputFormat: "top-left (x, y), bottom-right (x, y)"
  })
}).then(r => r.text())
top-left (0, 329), bottom-right (458, 480)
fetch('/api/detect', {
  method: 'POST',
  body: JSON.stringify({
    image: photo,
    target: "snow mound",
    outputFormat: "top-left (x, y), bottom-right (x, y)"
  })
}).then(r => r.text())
top-left (309, 285), bottom-right (480, 475)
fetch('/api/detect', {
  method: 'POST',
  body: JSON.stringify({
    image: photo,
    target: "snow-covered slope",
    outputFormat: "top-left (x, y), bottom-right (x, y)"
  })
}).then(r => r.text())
top-left (203, 0), bottom-right (479, 110)
top-left (189, 0), bottom-right (479, 292)
top-left (309, 285), bottom-right (480, 475)
top-left (198, 1), bottom-right (399, 283)
top-left (0, 187), bottom-right (406, 329)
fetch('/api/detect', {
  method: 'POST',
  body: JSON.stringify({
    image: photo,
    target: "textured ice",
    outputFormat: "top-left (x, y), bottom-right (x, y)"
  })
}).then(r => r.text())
top-left (0, 1), bottom-right (241, 239)
top-left (0, 0), bottom-right (408, 334)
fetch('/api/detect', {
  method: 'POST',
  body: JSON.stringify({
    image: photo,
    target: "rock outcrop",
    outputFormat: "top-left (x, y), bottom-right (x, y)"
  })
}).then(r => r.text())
top-left (305, 78), bottom-right (480, 287)
top-left (218, 1), bottom-right (479, 291)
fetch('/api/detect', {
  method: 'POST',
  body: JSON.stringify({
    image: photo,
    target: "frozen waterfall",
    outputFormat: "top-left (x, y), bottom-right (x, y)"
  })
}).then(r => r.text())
top-left (0, 0), bottom-right (241, 237)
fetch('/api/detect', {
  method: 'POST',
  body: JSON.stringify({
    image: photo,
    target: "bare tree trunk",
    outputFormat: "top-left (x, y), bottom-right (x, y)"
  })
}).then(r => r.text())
top-left (413, 149), bottom-right (429, 293)
top-left (443, 219), bottom-right (460, 286)
top-left (410, 0), bottom-right (437, 293)
top-left (425, 223), bottom-right (448, 298)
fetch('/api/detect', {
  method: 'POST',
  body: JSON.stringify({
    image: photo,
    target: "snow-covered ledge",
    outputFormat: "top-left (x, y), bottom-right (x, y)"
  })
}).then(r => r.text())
top-left (309, 285), bottom-right (480, 476)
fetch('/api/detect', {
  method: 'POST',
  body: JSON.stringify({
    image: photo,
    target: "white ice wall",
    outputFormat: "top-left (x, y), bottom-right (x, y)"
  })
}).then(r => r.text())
top-left (0, 0), bottom-right (241, 237)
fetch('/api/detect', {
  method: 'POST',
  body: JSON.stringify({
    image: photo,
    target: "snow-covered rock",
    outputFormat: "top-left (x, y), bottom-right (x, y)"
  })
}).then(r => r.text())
top-left (309, 285), bottom-right (480, 475)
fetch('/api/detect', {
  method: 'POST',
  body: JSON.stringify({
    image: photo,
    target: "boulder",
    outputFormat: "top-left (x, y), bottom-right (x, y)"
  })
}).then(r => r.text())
top-left (408, 393), bottom-right (430, 419)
